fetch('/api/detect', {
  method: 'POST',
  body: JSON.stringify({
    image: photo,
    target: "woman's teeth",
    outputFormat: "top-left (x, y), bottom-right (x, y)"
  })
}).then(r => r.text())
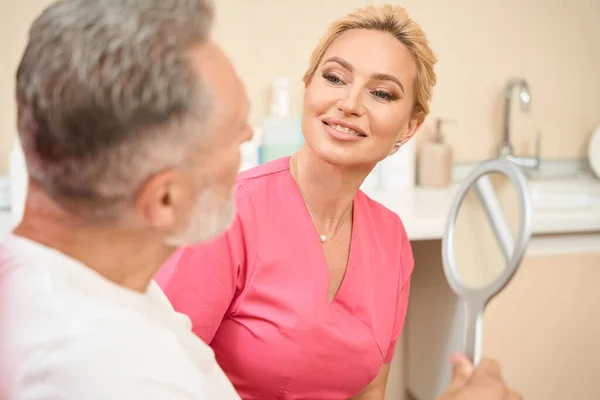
top-left (328, 123), bottom-right (362, 137)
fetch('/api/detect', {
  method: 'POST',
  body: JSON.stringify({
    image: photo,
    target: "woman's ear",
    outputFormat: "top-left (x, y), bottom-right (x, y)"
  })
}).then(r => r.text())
top-left (389, 140), bottom-right (402, 155)
top-left (389, 118), bottom-right (422, 156)
top-left (400, 118), bottom-right (423, 144)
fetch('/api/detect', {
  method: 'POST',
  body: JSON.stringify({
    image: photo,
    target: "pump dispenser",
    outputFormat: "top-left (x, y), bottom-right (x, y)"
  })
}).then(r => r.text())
top-left (270, 78), bottom-right (290, 117)
top-left (418, 118), bottom-right (453, 187)
top-left (260, 78), bottom-right (302, 163)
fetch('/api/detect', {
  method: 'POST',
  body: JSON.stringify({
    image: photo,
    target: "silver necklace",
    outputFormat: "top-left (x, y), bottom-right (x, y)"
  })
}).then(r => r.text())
top-left (303, 199), bottom-right (329, 243)
top-left (291, 157), bottom-right (347, 244)
top-left (295, 177), bottom-right (330, 243)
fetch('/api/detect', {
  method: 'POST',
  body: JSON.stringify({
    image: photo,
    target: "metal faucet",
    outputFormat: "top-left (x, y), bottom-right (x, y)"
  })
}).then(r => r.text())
top-left (499, 78), bottom-right (540, 169)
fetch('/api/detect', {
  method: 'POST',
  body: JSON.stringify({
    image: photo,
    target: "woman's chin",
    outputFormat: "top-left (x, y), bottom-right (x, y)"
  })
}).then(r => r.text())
top-left (309, 140), bottom-right (371, 169)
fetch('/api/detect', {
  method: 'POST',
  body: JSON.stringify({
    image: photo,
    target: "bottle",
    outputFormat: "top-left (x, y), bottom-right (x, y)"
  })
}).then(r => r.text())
top-left (379, 135), bottom-right (417, 191)
top-left (239, 127), bottom-right (263, 172)
top-left (9, 135), bottom-right (28, 225)
top-left (418, 118), bottom-right (453, 188)
top-left (260, 78), bottom-right (302, 163)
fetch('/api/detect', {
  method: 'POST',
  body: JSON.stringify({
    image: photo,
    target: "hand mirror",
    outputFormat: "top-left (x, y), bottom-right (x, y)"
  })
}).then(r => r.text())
top-left (442, 158), bottom-right (533, 366)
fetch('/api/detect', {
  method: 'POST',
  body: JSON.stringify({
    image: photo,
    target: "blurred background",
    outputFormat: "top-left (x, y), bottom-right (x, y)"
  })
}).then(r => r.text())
top-left (1, 1), bottom-right (599, 399)
top-left (1, 0), bottom-right (599, 167)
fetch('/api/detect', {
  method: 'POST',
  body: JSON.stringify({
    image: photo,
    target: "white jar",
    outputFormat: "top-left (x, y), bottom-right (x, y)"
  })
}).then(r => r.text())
top-left (9, 136), bottom-right (28, 226)
top-left (380, 138), bottom-right (416, 191)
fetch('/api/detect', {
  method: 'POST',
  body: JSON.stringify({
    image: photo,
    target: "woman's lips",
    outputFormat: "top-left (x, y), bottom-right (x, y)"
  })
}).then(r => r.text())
top-left (323, 121), bottom-right (366, 142)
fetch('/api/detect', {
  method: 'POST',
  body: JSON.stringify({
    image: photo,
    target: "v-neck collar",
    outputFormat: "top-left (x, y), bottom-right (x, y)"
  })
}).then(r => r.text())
top-left (284, 167), bottom-right (361, 306)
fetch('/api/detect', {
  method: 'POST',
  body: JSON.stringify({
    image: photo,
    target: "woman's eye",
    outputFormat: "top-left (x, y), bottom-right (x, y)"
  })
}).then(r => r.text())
top-left (373, 89), bottom-right (395, 101)
top-left (322, 73), bottom-right (343, 85)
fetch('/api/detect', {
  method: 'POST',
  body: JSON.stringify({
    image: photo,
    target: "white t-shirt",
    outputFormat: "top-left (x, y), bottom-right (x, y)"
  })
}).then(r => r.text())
top-left (0, 234), bottom-right (241, 400)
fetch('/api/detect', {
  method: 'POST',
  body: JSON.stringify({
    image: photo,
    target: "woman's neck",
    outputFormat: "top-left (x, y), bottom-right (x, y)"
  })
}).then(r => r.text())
top-left (289, 144), bottom-right (373, 233)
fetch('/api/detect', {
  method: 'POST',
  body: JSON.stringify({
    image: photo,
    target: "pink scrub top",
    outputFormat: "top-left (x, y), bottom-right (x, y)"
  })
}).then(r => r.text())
top-left (156, 157), bottom-right (414, 400)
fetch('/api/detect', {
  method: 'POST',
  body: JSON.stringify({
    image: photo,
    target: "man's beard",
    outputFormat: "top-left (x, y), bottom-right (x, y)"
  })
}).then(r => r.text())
top-left (164, 188), bottom-right (235, 247)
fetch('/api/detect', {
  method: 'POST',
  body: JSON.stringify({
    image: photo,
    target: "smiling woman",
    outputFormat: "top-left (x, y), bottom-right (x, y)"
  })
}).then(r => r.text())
top-left (156, 4), bottom-right (437, 400)
top-left (302, 27), bottom-right (425, 167)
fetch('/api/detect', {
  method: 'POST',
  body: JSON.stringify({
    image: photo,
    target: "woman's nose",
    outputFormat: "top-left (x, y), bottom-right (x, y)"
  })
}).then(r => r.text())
top-left (336, 88), bottom-right (365, 117)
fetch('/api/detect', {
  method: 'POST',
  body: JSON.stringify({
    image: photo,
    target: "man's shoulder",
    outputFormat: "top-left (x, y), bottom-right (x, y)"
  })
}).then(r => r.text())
top-left (9, 320), bottom-right (239, 399)
top-left (0, 234), bottom-right (37, 277)
top-left (0, 236), bottom-right (240, 399)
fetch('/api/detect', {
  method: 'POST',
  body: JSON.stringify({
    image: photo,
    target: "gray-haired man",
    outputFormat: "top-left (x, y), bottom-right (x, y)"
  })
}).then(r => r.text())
top-left (0, 0), bottom-right (249, 398)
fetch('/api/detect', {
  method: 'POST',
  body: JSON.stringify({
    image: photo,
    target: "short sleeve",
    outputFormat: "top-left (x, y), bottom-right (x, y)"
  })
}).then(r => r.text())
top-left (383, 229), bottom-right (414, 364)
top-left (155, 184), bottom-right (257, 343)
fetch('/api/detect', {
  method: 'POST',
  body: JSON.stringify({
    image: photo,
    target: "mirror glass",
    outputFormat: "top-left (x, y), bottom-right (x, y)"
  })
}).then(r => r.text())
top-left (451, 172), bottom-right (522, 289)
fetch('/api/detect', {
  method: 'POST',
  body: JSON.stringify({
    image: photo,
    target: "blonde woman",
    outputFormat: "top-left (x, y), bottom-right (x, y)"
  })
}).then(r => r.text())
top-left (157, 5), bottom-right (515, 399)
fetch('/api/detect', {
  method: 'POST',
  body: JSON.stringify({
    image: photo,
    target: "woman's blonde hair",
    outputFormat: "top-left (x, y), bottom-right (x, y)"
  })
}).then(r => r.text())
top-left (302, 5), bottom-right (438, 123)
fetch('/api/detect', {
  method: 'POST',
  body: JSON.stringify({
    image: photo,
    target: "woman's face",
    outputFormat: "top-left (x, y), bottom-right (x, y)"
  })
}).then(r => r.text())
top-left (302, 28), bottom-right (421, 168)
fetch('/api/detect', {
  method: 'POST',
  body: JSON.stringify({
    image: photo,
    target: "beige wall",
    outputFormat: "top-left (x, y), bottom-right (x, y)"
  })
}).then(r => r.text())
top-left (1, 0), bottom-right (599, 173)
top-left (0, 1), bottom-right (53, 173)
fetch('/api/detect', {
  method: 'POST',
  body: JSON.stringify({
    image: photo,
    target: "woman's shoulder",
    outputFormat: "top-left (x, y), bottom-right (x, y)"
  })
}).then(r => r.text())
top-left (357, 192), bottom-right (413, 277)
top-left (233, 157), bottom-right (294, 208)
top-left (237, 157), bottom-right (291, 185)
top-left (356, 191), bottom-right (408, 242)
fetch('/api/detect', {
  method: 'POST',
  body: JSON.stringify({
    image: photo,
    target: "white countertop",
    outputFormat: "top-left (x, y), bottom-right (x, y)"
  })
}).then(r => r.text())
top-left (363, 176), bottom-right (600, 241)
top-left (1, 177), bottom-right (599, 242)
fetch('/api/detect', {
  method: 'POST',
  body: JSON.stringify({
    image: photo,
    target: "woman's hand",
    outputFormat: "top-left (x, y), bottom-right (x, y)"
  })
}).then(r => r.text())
top-left (436, 353), bottom-right (522, 400)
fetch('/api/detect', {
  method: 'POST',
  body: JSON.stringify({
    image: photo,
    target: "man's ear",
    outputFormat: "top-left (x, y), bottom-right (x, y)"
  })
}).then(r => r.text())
top-left (134, 168), bottom-right (181, 229)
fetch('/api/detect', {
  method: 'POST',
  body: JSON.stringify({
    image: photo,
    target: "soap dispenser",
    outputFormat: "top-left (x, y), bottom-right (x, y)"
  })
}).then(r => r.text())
top-left (260, 77), bottom-right (302, 163)
top-left (418, 118), bottom-right (453, 188)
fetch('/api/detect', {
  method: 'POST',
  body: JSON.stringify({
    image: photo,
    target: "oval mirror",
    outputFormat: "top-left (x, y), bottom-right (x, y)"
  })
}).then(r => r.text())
top-left (442, 158), bottom-right (533, 366)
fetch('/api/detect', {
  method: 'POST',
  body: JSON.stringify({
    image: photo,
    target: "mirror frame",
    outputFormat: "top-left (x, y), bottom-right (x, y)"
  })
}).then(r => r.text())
top-left (442, 158), bottom-right (533, 306)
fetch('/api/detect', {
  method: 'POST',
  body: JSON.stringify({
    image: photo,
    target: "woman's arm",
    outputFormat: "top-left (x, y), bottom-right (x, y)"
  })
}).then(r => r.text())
top-left (351, 364), bottom-right (391, 400)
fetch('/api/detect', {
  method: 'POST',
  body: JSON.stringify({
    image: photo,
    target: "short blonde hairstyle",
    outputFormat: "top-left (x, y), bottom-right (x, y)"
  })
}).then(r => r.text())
top-left (302, 5), bottom-right (438, 123)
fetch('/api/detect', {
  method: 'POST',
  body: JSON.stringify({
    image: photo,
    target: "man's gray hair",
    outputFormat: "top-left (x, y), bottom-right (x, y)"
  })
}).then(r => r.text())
top-left (16, 0), bottom-right (215, 218)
